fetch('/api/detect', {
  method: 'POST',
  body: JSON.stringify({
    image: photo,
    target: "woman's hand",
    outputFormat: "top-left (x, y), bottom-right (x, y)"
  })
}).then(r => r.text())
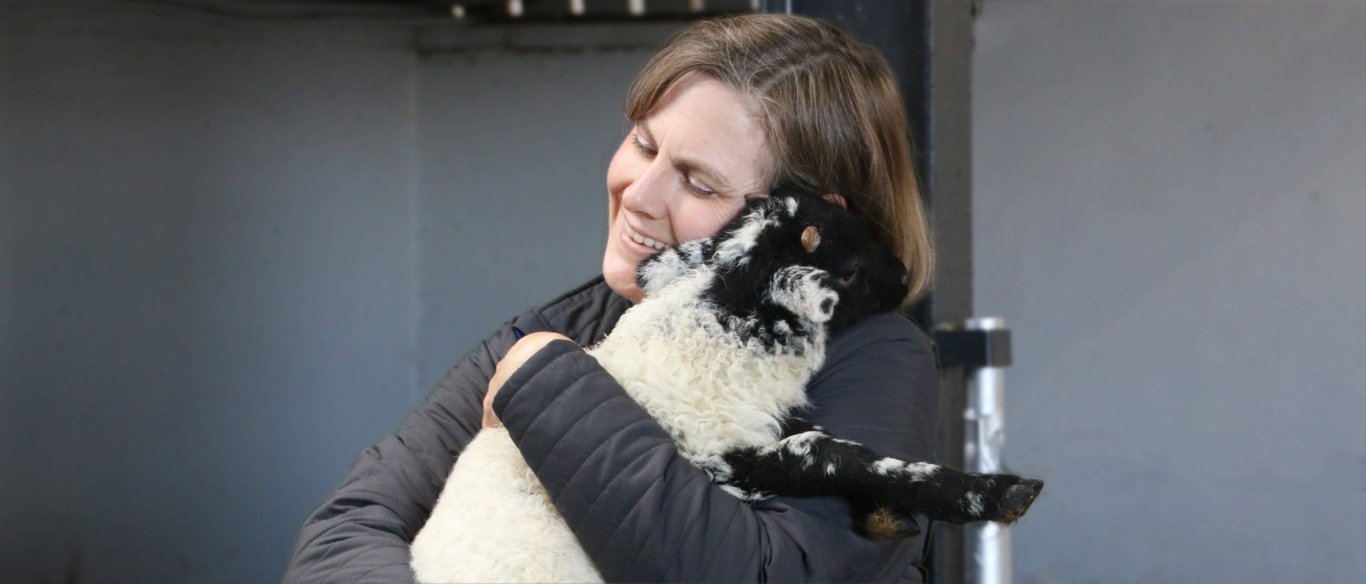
top-left (483, 331), bottom-right (575, 428)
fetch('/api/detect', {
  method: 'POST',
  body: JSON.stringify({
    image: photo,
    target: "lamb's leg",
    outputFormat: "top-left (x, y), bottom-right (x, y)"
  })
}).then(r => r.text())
top-left (856, 456), bottom-right (1044, 527)
top-left (716, 422), bottom-right (1043, 537)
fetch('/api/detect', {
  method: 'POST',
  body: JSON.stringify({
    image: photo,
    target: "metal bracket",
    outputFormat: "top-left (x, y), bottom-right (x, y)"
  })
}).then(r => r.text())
top-left (933, 328), bottom-right (1012, 369)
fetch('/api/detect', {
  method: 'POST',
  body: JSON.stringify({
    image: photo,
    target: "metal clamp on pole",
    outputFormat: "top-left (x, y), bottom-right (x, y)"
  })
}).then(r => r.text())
top-left (933, 317), bottom-right (1013, 584)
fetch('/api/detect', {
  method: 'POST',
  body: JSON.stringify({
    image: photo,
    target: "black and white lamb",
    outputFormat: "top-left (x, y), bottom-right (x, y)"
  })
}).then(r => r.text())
top-left (409, 191), bottom-right (1043, 583)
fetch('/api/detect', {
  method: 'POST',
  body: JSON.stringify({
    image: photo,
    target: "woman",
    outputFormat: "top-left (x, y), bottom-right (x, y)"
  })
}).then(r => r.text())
top-left (285, 13), bottom-right (939, 583)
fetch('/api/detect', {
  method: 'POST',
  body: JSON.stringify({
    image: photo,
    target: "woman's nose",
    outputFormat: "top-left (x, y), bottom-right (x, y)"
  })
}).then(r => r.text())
top-left (621, 160), bottom-right (672, 219)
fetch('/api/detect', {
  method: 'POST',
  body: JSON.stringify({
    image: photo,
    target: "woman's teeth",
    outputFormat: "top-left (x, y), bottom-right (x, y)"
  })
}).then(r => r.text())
top-left (626, 223), bottom-right (668, 251)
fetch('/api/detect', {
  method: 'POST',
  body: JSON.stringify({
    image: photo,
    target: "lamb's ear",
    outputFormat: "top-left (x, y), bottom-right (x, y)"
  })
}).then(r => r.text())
top-left (636, 240), bottom-right (707, 295)
top-left (801, 226), bottom-right (821, 253)
top-left (768, 266), bottom-right (839, 324)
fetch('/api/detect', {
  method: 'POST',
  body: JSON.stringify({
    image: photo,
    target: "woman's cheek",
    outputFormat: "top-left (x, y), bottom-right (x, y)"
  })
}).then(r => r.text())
top-left (602, 228), bottom-right (644, 302)
top-left (679, 197), bottom-right (745, 242)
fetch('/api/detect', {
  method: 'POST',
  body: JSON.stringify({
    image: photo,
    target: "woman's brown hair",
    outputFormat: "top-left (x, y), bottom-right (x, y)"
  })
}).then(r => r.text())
top-left (624, 13), bottom-right (934, 303)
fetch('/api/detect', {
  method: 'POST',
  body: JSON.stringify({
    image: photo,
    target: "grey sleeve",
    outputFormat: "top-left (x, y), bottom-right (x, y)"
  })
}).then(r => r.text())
top-left (282, 325), bottom-right (517, 584)
top-left (492, 313), bottom-right (938, 583)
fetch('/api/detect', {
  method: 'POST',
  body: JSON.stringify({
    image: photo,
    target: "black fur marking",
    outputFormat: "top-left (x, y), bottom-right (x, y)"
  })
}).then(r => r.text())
top-left (634, 189), bottom-right (1043, 536)
top-left (637, 188), bottom-right (909, 350)
top-left (718, 425), bottom-right (1044, 532)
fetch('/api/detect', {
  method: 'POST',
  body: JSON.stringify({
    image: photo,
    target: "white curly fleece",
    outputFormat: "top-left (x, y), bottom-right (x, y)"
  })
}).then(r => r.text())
top-left (410, 264), bottom-right (832, 583)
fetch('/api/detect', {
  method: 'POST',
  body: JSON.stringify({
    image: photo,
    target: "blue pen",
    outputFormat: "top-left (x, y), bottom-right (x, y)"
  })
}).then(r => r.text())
top-left (512, 326), bottom-right (526, 340)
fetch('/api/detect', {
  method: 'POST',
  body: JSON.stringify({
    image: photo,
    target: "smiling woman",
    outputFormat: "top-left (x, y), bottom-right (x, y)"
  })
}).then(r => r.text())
top-left (286, 12), bottom-right (941, 584)
top-left (603, 72), bottom-right (773, 303)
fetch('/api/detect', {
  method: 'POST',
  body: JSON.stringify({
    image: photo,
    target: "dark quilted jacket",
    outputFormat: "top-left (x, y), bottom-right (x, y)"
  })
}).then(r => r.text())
top-left (284, 276), bottom-right (939, 583)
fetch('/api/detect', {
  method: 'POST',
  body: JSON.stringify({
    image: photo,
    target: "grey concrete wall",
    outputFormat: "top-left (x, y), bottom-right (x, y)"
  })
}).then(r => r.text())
top-left (7, 1), bottom-right (1364, 582)
top-left (974, 2), bottom-right (1366, 582)
top-left (411, 25), bottom-right (671, 389)
top-left (0, 4), bottom-right (673, 582)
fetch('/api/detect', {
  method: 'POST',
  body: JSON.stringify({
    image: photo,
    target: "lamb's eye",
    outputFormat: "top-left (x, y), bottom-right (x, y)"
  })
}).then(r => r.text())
top-left (836, 262), bottom-right (860, 288)
top-left (800, 226), bottom-right (821, 253)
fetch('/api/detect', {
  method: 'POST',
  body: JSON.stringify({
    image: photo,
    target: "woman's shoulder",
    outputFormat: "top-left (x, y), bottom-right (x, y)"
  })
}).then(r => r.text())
top-left (512, 276), bottom-right (632, 346)
top-left (826, 311), bottom-right (934, 361)
top-left (810, 311), bottom-right (937, 396)
top-left (806, 310), bottom-right (940, 462)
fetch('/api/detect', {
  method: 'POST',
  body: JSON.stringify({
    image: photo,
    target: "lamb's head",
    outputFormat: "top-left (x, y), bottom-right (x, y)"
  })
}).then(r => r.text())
top-left (637, 188), bottom-right (908, 345)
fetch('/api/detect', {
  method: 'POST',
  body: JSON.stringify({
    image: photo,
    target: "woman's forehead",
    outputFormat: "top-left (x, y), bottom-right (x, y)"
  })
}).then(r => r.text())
top-left (644, 74), bottom-right (774, 192)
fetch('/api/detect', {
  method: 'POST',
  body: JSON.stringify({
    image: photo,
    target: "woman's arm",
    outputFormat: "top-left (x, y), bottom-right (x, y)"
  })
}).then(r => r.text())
top-left (493, 312), bottom-right (939, 582)
top-left (282, 325), bottom-right (516, 584)
top-left (283, 277), bottom-right (625, 584)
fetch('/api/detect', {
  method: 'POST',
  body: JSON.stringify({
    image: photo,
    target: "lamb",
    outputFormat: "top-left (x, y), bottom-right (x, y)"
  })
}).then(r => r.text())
top-left (409, 190), bottom-right (1043, 583)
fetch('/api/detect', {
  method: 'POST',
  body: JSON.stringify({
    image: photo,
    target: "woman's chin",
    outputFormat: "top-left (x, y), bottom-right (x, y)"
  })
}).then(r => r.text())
top-left (603, 253), bottom-right (644, 304)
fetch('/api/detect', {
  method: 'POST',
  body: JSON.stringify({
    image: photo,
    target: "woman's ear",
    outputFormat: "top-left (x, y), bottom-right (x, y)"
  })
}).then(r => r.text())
top-left (822, 193), bottom-right (848, 209)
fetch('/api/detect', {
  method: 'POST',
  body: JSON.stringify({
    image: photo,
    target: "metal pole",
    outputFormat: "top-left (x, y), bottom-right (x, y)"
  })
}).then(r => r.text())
top-left (934, 318), bottom-right (1012, 584)
top-left (962, 317), bottom-right (1010, 584)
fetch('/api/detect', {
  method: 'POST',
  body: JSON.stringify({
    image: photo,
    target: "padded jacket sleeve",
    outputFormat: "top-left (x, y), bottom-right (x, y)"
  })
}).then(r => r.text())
top-left (492, 311), bottom-right (940, 583)
top-left (283, 278), bottom-right (624, 584)
top-left (282, 322), bottom-right (519, 584)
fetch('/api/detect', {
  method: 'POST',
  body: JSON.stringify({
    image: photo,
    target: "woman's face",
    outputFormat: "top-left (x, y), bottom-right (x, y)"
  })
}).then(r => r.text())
top-left (603, 73), bottom-right (774, 303)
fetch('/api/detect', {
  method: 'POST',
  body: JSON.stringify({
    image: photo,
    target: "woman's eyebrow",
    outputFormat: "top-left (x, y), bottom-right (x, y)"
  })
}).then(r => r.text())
top-left (638, 121), bottom-right (733, 192)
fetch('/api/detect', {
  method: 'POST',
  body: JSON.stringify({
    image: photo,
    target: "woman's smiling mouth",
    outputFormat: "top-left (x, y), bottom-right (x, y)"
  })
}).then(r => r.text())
top-left (624, 221), bottom-right (669, 252)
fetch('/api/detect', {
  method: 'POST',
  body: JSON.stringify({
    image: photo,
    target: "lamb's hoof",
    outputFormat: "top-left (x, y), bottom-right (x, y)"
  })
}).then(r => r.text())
top-left (996, 478), bottom-right (1043, 523)
top-left (863, 506), bottom-right (921, 539)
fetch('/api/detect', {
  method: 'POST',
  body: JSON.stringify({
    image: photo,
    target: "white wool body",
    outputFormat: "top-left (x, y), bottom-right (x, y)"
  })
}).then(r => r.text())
top-left (410, 268), bottom-right (829, 583)
top-left (409, 428), bottom-right (602, 583)
top-left (588, 270), bottom-right (825, 459)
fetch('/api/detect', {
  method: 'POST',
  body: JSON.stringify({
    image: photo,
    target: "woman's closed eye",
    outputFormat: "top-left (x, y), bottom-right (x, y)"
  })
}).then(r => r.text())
top-left (631, 131), bottom-right (657, 158)
top-left (683, 175), bottom-right (716, 197)
top-left (633, 132), bottom-right (719, 198)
